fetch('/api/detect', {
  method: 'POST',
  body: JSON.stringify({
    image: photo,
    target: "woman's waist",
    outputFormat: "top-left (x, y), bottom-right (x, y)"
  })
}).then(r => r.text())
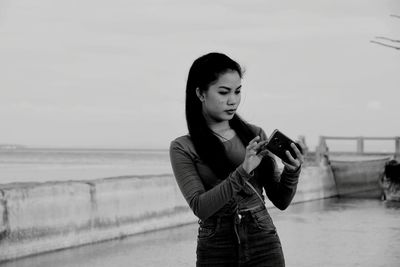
top-left (206, 196), bottom-right (258, 216)
top-left (198, 202), bottom-right (276, 235)
top-left (202, 202), bottom-right (267, 224)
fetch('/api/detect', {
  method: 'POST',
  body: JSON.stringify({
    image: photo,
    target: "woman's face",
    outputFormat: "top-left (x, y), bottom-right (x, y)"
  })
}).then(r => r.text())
top-left (198, 70), bottom-right (242, 124)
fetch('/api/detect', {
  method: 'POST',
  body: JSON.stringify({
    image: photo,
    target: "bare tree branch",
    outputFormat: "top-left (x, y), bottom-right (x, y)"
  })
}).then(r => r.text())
top-left (370, 14), bottom-right (400, 51)
top-left (370, 40), bottom-right (400, 50)
top-left (375, 36), bottom-right (400, 43)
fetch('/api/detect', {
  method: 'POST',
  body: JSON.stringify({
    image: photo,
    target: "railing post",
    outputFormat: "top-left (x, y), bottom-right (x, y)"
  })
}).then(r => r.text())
top-left (357, 137), bottom-right (364, 154)
top-left (395, 137), bottom-right (400, 158)
top-left (316, 136), bottom-right (329, 164)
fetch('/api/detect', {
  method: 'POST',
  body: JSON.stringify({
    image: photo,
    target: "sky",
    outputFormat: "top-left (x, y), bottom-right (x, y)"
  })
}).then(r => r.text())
top-left (0, 0), bottom-right (399, 150)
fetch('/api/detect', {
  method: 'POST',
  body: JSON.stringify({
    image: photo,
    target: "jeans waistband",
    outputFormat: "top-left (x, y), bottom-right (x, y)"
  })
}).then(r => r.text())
top-left (237, 204), bottom-right (265, 215)
top-left (202, 204), bottom-right (266, 225)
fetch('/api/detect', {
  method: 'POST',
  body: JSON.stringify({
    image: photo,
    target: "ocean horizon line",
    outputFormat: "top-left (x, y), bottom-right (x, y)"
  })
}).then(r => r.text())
top-left (0, 145), bottom-right (169, 151)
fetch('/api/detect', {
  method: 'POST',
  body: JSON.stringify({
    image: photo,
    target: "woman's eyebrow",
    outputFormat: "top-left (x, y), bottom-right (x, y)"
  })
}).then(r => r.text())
top-left (218, 85), bottom-right (242, 90)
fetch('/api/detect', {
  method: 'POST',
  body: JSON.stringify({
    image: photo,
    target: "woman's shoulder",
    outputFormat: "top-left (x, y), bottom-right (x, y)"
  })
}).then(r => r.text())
top-left (169, 135), bottom-right (198, 156)
top-left (170, 134), bottom-right (191, 148)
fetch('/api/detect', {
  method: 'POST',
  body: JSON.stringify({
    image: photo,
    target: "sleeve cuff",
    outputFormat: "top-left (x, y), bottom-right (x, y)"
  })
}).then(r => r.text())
top-left (283, 165), bottom-right (301, 175)
top-left (237, 165), bottom-right (254, 181)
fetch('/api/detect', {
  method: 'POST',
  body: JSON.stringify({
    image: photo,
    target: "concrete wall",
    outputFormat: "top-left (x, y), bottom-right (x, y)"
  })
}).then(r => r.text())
top-left (292, 163), bottom-right (337, 203)
top-left (0, 164), bottom-right (337, 262)
top-left (0, 175), bottom-right (193, 262)
top-left (330, 157), bottom-right (389, 196)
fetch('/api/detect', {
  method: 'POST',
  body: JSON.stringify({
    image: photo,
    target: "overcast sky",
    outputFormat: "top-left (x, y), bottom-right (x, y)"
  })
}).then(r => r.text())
top-left (0, 0), bottom-right (399, 150)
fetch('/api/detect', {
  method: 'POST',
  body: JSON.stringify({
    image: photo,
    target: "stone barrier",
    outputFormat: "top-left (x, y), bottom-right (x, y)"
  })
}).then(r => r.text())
top-left (330, 157), bottom-right (389, 196)
top-left (292, 164), bottom-right (337, 203)
top-left (0, 175), bottom-right (193, 263)
top-left (0, 164), bottom-right (337, 263)
top-left (0, 181), bottom-right (93, 262)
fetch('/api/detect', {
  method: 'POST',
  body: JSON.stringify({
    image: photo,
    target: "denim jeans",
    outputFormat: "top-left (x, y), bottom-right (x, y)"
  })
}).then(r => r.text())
top-left (196, 206), bottom-right (285, 267)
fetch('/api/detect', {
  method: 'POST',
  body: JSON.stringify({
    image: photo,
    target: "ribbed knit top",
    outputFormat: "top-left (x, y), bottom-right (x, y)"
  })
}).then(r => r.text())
top-left (169, 124), bottom-right (300, 222)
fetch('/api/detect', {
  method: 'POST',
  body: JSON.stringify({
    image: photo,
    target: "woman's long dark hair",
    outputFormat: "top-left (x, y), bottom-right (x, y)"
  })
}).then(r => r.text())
top-left (185, 52), bottom-right (260, 179)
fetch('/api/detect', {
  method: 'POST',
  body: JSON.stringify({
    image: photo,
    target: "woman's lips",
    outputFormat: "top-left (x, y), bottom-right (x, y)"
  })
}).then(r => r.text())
top-left (225, 109), bottom-right (236, 114)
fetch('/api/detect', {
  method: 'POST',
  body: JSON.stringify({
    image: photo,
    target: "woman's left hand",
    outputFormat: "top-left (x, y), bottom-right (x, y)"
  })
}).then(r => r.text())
top-left (282, 143), bottom-right (304, 172)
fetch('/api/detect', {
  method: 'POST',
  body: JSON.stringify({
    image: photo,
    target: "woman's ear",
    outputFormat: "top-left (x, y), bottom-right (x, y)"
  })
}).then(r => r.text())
top-left (196, 87), bottom-right (205, 102)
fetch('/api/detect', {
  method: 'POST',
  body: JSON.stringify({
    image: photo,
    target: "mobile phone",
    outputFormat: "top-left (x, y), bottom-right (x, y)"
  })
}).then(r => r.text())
top-left (264, 129), bottom-right (302, 163)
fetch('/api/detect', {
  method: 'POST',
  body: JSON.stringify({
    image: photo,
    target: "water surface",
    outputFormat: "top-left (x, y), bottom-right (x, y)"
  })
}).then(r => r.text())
top-left (0, 148), bottom-right (171, 184)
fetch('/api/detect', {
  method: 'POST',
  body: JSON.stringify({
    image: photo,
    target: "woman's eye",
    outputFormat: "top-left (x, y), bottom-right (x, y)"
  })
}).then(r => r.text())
top-left (235, 90), bottom-right (241, 95)
top-left (219, 91), bottom-right (228, 95)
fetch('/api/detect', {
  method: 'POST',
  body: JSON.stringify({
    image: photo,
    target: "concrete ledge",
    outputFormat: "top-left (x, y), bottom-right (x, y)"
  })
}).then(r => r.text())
top-left (0, 175), bottom-right (194, 262)
top-left (0, 190), bottom-right (7, 240)
top-left (293, 164), bottom-right (337, 203)
top-left (0, 182), bottom-right (93, 261)
top-left (91, 175), bottom-right (187, 227)
top-left (0, 165), bottom-right (337, 262)
top-left (330, 157), bottom-right (389, 196)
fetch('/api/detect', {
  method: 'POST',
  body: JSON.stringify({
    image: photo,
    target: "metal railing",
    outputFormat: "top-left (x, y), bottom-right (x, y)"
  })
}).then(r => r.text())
top-left (316, 136), bottom-right (400, 161)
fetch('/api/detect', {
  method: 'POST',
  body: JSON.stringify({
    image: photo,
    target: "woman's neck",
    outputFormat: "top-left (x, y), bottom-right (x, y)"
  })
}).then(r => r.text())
top-left (208, 121), bottom-right (231, 133)
top-left (208, 121), bottom-right (236, 142)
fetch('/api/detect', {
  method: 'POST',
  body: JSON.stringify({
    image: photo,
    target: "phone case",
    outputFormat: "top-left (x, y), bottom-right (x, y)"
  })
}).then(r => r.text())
top-left (264, 129), bottom-right (302, 163)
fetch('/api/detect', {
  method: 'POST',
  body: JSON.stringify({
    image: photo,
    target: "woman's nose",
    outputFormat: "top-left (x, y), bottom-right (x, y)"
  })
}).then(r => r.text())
top-left (228, 94), bottom-right (239, 106)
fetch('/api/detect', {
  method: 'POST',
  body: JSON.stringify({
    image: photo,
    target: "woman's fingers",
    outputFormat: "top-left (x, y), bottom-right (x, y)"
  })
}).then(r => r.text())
top-left (285, 150), bottom-right (300, 167)
top-left (255, 140), bottom-right (268, 154)
top-left (282, 160), bottom-right (296, 170)
top-left (246, 137), bottom-right (270, 159)
top-left (283, 143), bottom-right (304, 170)
top-left (246, 136), bottom-right (260, 150)
top-left (247, 137), bottom-right (269, 153)
top-left (282, 159), bottom-right (300, 172)
top-left (291, 143), bottom-right (303, 160)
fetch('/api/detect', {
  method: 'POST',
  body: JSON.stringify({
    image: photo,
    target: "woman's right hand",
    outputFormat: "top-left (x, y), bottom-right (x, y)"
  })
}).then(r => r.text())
top-left (241, 136), bottom-right (268, 174)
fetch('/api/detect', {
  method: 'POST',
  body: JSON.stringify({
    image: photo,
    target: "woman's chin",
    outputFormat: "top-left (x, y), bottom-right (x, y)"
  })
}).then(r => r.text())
top-left (208, 113), bottom-right (235, 123)
top-left (226, 112), bottom-right (236, 119)
top-left (221, 113), bottom-right (235, 121)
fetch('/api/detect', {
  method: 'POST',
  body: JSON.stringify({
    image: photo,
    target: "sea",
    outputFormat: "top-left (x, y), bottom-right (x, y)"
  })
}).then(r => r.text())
top-left (0, 148), bottom-right (172, 185)
top-left (1, 143), bottom-right (395, 185)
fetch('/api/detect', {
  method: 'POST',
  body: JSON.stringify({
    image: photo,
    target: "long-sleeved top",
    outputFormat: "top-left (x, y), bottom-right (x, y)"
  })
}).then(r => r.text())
top-left (169, 124), bottom-right (300, 222)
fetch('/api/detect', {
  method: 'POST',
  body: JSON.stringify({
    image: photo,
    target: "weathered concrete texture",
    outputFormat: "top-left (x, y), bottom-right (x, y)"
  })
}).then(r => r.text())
top-left (0, 182), bottom-right (93, 262)
top-left (80, 175), bottom-right (194, 242)
top-left (6, 182), bottom-right (92, 237)
top-left (330, 157), bottom-right (389, 196)
top-left (293, 164), bottom-right (337, 203)
top-left (92, 175), bottom-right (187, 227)
top-left (0, 175), bottom-right (194, 263)
top-left (0, 164), bottom-right (337, 263)
top-left (0, 189), bottom-right (8, 239)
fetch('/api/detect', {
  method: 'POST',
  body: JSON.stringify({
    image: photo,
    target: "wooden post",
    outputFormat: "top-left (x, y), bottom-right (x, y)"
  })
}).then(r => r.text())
top-left (357, 137), bottom-right (364, 154)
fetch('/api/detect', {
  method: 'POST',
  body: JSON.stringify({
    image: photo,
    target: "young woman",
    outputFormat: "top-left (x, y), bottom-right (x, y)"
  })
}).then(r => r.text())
top-left (169, 52), bottom-right (303, 266)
